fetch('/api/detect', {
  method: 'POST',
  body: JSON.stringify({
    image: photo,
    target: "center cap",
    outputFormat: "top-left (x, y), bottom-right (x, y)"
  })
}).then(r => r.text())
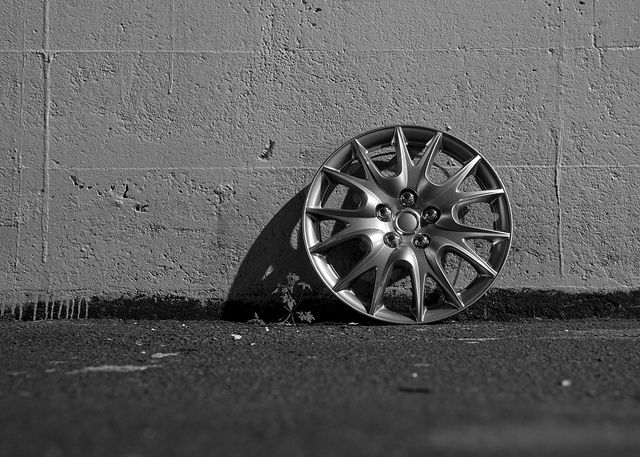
top-left (395, 210), bottom-right (420, 234)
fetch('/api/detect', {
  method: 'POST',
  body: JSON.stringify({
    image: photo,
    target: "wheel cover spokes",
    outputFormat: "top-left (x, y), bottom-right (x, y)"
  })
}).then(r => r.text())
top-left (303, 126), bottom-right (512, 324)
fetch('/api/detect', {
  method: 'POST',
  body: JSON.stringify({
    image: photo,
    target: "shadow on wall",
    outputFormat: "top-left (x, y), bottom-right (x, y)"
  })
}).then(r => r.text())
top-left (2, 187), bottom-right (360, 323)
top-left (224, 187), bottom-right (328, 321)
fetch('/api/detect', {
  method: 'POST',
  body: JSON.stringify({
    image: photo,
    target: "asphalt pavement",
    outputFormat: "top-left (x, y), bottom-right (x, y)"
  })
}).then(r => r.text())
top-left (1, 317), bottom-right (640, 456)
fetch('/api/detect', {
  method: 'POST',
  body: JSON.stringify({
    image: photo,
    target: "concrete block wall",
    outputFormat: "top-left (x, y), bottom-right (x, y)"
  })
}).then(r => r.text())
top-left (0, 0), bottom-right (638, 313)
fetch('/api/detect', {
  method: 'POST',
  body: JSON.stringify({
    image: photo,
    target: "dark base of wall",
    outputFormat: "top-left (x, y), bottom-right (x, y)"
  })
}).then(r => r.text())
top-left (466, 289), bottom-right (640, 321)
top-left (2, 289), bottom-right (640, 323)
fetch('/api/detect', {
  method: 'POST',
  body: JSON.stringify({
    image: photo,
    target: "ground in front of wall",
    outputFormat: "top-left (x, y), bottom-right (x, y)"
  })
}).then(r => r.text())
top-left (1, 318), bottom-right (639, 456)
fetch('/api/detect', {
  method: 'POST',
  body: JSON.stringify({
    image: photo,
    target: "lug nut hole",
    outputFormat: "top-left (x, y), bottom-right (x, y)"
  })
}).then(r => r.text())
top-left (399, 190), bottom-right (418, 207)
top-left (422, 207), bottom-right (440, 224)
top-left (384, 232), bottom-right (401, 248)
top-left (376, 205), bottom-right (393, 222)
top-left (413, 233), bottom-right (431, 249)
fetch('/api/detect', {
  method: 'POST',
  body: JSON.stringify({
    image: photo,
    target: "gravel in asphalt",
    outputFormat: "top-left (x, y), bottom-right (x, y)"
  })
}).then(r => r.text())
top-left (1, 318), bottom-right (639, 456)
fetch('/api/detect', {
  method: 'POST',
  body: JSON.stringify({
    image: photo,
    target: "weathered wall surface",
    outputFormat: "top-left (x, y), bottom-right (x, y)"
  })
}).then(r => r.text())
top-left (0, 0), bottom-right (638, 313)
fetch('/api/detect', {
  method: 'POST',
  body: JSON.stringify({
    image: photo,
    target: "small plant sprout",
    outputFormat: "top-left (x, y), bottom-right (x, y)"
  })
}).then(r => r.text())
top-left (273, 273), bottom-right (314, 325)
top-left (246, 312), bottom-right (265, 326)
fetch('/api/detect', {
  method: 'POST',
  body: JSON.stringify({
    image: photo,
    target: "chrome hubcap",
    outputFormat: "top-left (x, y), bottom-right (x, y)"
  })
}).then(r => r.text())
top-left (302, 126), bottom-right (512, 323)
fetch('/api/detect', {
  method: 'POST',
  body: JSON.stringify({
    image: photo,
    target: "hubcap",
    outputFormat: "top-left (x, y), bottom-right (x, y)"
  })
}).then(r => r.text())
top-left (302, 126), bottom-right (512, 323)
